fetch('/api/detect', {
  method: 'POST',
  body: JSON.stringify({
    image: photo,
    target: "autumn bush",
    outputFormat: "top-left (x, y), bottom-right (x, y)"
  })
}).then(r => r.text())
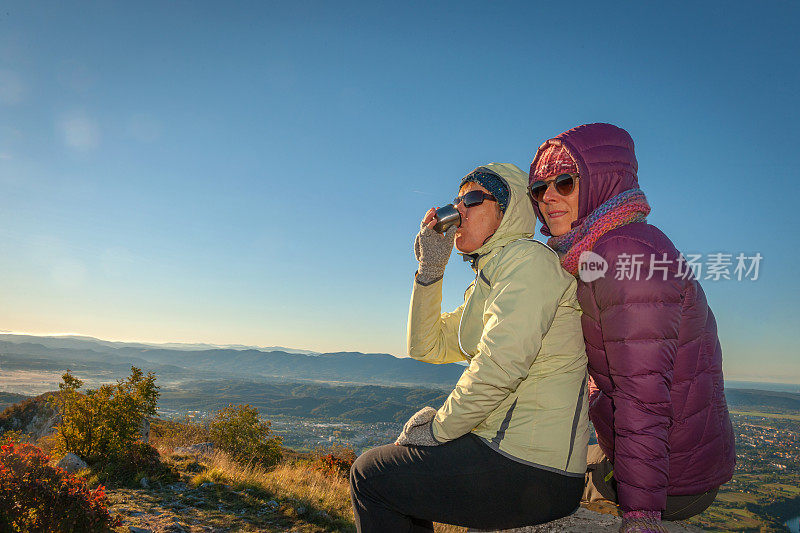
top-left (312, 445), bottom-right (356, 479)
top-left (0, 438), bottom-right (119, 532)
top-left (209, 404), bottom-right (283, 467)
top-left (150, 416), bottom-right (212, 451)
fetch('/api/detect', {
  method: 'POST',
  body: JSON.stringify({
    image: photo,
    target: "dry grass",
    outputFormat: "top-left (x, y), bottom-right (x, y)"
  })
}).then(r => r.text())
top-left (179, 449), bottom-right (354, 531)
top-left (150, 417), bottom-right (212, 453)
top-left (180, 449), bottom-right (466, 532)
top-left (148, 416), bottom-right (466, 532)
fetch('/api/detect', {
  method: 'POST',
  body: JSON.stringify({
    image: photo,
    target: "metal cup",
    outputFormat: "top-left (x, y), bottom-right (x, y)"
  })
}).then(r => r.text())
top-left (432, 204), bottom-right (461, 234)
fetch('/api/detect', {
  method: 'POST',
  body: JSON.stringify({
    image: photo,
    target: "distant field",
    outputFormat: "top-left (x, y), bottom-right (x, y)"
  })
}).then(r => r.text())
top-left (717, 491), bottom-right (759, 504)
top-left (762, 483), bottom-right (800, 497)
top-left (731, 410), bottom-right (800, 420)
top-left (687, 505), bottom-right (764, 532)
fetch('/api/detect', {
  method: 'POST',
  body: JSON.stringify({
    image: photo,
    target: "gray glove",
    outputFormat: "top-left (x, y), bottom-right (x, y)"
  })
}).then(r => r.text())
top-left (414, 224), bottom-right (456, 285)
top-left (395, 406), bottom-right (441, 446)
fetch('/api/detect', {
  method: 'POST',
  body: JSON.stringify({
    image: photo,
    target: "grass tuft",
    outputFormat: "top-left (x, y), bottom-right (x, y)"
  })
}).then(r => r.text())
top-left (178, 449), bottom-right (355, 531)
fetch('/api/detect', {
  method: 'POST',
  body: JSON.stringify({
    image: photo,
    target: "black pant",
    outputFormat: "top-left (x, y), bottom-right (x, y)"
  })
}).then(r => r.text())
top-left (349, 433), bottom-right (584, 533)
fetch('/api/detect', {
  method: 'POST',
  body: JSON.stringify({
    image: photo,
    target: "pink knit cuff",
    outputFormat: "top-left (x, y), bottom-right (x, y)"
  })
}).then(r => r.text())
top-left (623, 510), bottom-right (661, 521)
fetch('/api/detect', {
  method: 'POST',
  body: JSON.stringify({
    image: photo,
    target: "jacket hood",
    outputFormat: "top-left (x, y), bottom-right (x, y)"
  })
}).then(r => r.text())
top-left (529, 123), bottom-right (640, 237)
top-left (459, 162), bottom-right (536, 267)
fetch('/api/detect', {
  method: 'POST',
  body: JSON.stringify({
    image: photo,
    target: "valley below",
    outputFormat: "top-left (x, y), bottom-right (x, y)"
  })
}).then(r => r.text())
top-left (2, 334), bottom-right (799, 531)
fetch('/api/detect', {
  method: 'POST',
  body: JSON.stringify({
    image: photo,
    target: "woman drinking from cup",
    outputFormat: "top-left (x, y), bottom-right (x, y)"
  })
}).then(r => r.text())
top-left (349, 162), bottom-right (590, 532)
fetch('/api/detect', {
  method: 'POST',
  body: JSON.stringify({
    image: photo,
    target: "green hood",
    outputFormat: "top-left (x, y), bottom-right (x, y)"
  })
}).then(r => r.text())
top-left (459, 162), bottom-right (537, 270)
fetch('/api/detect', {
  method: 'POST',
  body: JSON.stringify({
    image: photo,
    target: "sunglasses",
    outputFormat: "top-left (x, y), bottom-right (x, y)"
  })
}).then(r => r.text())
top-left (453, 190), bottom-right (496, 208)
top-left (528, 173), bottom-right (579, 203)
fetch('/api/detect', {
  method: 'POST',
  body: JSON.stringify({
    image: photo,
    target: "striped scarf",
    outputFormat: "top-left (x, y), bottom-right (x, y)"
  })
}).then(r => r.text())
top-left (548, 188), bottom-right (651, 276)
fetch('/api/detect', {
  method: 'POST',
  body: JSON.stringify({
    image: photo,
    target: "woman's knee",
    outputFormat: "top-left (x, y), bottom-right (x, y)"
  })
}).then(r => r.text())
top-left (349, 445), bottom-right (391, 495)
top-left (349, 449), bottom-right (372, 493)
top-left (663, 488), bottom-right (719, 521)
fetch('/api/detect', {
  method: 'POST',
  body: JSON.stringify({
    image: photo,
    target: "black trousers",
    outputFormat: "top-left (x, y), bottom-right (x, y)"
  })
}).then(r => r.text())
top-left (349, 433), bottom-right (584, 533)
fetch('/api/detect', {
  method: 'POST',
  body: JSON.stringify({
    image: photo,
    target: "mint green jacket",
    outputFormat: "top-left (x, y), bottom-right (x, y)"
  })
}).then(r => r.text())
top-left (407, 162), bottom-right (589, 476)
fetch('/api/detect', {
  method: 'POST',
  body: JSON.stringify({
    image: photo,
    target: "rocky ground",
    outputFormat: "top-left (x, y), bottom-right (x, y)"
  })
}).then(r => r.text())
top-left (107, 483), bottom-right (321, 533)
top-left (105, 454), bottom-right (344, 533)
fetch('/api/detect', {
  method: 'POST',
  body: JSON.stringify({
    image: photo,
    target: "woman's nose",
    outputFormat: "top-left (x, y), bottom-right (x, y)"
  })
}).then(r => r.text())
top-left (541, 182), bottom-right (558, 203)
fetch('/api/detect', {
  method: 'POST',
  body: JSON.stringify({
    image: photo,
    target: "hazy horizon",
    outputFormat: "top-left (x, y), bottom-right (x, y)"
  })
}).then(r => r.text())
top-left (1, 330), bottom-right (798, 388)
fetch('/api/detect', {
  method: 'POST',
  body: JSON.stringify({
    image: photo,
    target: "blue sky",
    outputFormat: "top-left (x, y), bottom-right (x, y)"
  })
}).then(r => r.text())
top-left (0, 1), bottom-right (798, 382)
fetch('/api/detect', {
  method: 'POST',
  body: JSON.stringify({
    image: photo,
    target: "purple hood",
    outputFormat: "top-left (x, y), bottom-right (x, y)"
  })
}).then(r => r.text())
top-left (528, 123), bottom-right (736, 512)
top-left (529, 123), bottom-right (640, 236)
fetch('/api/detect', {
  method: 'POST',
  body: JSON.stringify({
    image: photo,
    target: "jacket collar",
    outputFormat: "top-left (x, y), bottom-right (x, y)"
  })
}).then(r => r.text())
top-left (460, 238), bottom-right (512, 272)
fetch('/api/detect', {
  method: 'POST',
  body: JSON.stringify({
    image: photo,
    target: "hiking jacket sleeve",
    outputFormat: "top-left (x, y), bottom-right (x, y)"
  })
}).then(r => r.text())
top-left (407, 275), bottom-right (468, 365)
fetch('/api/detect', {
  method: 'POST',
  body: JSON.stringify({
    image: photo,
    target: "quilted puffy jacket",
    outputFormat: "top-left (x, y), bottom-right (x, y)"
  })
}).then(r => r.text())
top-left (529, 123), bottom-right (735, 511)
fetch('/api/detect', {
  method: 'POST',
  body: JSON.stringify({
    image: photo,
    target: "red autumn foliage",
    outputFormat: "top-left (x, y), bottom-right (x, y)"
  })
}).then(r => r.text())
top-left (0, 438), bottom-right (120, 532)
top-left (313, 447), bottom-right (356, 479)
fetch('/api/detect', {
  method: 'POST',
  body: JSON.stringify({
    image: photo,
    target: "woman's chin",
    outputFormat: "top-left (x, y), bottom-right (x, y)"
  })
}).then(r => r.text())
top-left (549, 223), bottom-right (571, 237)
top-left (455, 237), bottom-right (477, 254)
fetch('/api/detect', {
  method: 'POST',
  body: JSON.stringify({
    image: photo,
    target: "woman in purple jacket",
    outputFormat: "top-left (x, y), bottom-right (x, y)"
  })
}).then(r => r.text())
top-left (527, 123), bottom-right (735, 533)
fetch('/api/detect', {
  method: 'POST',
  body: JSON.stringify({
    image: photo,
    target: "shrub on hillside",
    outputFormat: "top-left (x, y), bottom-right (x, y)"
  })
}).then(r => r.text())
top-left (93, 442), bottom-right (179, 487)
top-left (209, 404), bottom-right (282, 467)
top-left (312, 445), bottom-right (356, 479)
top-left (50, 366), bottom-right (158, 464)
top-left (0, 438), bottom-right (119, 532)
top-left (150, 416), bottom-right (212, 450)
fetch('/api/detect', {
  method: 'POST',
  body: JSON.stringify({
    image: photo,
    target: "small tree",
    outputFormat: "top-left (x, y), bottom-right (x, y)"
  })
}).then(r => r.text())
top-left (50, 366), bottom-right (158, 463)
top-left (209, 404), bottom-right (282, 466)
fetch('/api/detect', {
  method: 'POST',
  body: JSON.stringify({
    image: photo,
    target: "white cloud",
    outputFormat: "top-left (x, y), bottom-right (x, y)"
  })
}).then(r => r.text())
top-left (0, 69), bottom-right (24, 105)
top-left (58, 112), bottom-right (101, 151)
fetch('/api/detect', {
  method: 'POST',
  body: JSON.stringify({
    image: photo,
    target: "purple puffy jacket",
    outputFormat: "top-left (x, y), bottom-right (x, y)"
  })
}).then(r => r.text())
top-left (530, 123), bottom-right (735, 512)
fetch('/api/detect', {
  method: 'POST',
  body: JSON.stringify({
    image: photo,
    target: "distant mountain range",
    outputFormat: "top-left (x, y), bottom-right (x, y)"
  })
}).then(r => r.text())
top-left (0, 333), bottom-right (465, 389)
top-left (2, 333), bottom-right (799, 427)
top-left (0, 333), bottom-right (318, 355)
top-left (724, 388), bottom-right (800, 412)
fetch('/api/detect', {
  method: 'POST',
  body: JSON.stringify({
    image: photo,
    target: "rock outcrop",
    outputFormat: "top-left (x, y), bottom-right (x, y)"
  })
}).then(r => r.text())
top-left (56, 452), bottom-right (88, 474)
top-left (0, 392), bottom-right (61, 440)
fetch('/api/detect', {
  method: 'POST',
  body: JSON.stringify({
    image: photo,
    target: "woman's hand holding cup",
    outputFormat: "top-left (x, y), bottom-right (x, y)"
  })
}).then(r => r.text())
top-left (414, 207), bottom-right (457, 285)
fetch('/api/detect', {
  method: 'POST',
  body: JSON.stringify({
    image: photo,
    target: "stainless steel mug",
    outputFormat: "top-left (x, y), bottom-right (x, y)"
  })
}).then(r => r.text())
top-left (432, 204), bottom-right (461, 233)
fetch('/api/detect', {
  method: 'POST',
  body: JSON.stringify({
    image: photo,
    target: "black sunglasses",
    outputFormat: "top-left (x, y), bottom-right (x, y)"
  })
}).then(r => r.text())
top-left (528, 173), bottom-right (579, 203)
top-left (452, 190), bottom-right (497, 208)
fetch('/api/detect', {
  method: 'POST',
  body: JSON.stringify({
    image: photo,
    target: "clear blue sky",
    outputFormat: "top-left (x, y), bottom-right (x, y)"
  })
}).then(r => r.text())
top-left (1, 1), bottom-right (798, 382)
